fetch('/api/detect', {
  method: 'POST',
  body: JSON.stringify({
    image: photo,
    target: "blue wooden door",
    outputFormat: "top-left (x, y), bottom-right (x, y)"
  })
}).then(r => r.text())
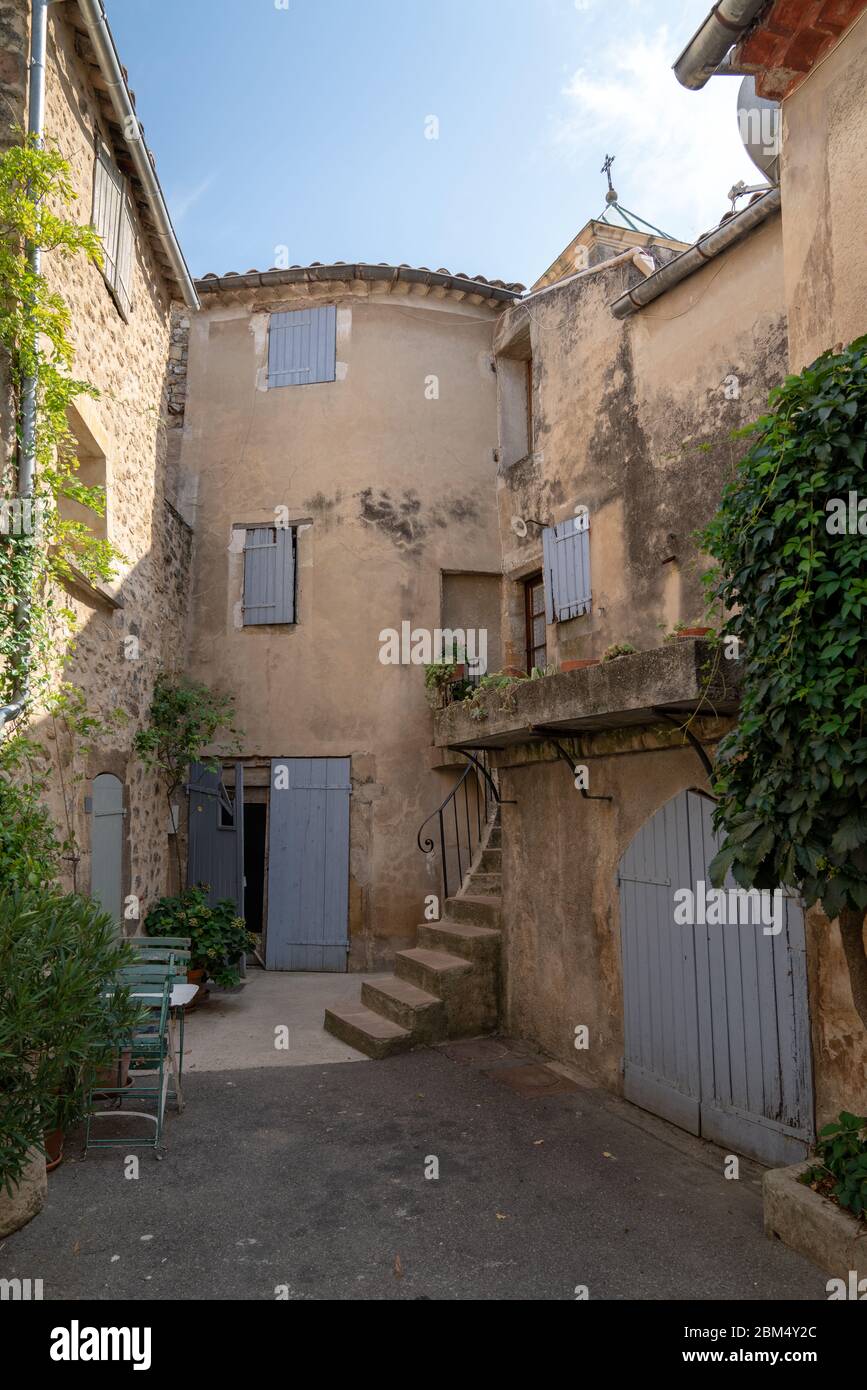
top-left (187, 761), bottom-right (245, 915)
top-left (266, 757), bottom-right (351, 971)
top-left (90, 772), bottom-right (124, 929)
top-left (618, 789), bottom-right (814, 1166)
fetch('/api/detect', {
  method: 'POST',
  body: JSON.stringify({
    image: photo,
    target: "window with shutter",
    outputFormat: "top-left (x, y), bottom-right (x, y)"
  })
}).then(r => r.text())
top-left (268, 306), bottom-right (337, 387)
top-left (92, 145), bottom-right (134, 318)
top-left (242, 526), bottom-right (295, 625)
top-left (542, 512), bottom-right (591, 622)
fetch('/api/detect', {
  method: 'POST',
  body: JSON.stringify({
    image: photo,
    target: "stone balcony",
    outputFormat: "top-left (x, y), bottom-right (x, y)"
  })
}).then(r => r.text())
top-left (433, 638), bottom-right (742, 752)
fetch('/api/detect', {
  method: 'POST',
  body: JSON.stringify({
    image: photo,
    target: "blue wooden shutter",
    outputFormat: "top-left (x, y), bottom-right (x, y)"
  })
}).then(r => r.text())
top-left (242, 526), bottom-right (295, 625)
top-left (268, 305), bottom-right (337, 387)
top-left (542, 512), bottom-right (591, 621)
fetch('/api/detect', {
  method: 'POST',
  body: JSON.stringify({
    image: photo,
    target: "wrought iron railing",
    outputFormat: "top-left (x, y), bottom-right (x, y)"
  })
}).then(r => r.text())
top-left (417, 749), bottom-right (507, 902)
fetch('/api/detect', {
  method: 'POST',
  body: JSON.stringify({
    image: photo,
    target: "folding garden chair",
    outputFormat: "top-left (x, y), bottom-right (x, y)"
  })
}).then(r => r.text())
top-left (85, 959), bottom-right (179, 1155)
top-left (128, 937), bottom-right (194, 1085)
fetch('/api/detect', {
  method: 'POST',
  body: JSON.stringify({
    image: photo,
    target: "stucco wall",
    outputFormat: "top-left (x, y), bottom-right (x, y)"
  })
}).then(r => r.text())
top-left (780, 13), bottom-right (867, 368)
top-left (178, 281), bottom-right (503, 966)
top-left (497, 737), bottom-right (709, 1091)
top-left (4, 6), bottom-right (191, 919)
top-left (497, 734), bottom-right (867, 1125)
top-left (495, 220), bottom-right (788, 670)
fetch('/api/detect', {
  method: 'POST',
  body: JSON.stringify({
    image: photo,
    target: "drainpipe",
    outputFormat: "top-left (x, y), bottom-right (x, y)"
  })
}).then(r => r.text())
top-left (0, 0), bottom-right (50, 736)
top-left (609, 186), bottom-right (781, 319)
top-left (673, 0), bottom-right (769, 91)
top-left (76, 0), bottom-right (199, 310)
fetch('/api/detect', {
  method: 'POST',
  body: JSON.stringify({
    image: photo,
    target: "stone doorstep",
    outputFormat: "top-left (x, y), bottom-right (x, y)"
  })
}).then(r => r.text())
top-left (763, 1161), bottom-right (867, 1281)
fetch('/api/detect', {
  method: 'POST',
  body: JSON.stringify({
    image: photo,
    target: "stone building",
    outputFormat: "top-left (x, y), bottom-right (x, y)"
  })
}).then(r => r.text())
top-left (319, 0), bottom-right (867, 1166)
top-left (2, 0), bottom-right (865, 1172)
top-left (171, 263), bottom-right (519, 968)
top-left (0, 0), bottom-right (198, 916)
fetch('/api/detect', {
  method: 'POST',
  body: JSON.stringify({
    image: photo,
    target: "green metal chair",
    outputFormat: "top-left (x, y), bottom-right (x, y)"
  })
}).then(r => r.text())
top-left (128, 937), bottom-right (193, 1084)
top-left (85, 958), bottom-right (179, 1155)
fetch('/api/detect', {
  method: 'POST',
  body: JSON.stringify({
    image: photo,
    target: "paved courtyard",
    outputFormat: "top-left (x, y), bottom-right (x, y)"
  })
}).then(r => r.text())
top-left (1, 973), bottom-right (825, 1301)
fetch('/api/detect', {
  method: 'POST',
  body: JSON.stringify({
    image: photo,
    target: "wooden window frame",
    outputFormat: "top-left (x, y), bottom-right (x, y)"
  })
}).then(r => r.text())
top-left (524, 571), bottom-right (546, 675)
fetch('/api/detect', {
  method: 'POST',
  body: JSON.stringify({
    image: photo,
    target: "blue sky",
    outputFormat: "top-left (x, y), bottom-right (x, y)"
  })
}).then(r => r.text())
top-left (107, 0), bottom-right (761, 288)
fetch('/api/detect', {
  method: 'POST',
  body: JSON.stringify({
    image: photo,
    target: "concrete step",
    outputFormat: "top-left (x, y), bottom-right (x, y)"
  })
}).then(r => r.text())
top-left (463, 871), bottom-right (501, 894)
top-left (395, 946), bottom-right (472, 995)
top-left (323, 1003), bottom-right (412, 1059)
top-left (477, 847), bottom-right (501, 872)
top-left (361, 975), bottom-right (446, 1042)
top-left (417, 920), bottom-right (501, 965)
top-left (447, 894), bottom-right (502, 928)
top-left (486, 826), bottom-right (502, 849)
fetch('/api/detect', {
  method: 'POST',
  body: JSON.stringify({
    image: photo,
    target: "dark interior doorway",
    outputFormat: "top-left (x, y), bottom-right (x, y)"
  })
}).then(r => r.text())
top-left (243, 803), bottom-right (267, 937)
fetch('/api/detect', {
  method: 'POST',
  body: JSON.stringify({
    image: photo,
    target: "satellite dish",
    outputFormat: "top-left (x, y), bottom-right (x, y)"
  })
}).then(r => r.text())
top-left (510, 516), bottom-right (528, 538)
top-left (737, 76), bottom-right (780, 182)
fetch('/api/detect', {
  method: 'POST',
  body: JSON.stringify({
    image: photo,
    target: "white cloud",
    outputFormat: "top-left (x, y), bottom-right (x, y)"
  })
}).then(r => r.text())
top-left (556, 28), bottom-right (763, 242)
top-left (169, 174), bottom-right (216, 224)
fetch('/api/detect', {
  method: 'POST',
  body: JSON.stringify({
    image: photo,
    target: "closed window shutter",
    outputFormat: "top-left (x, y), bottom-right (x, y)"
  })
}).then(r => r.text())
top-left (93, 147), bottom-right (123, 287)
top-left (242, 527), bottom-right (295, 625)
top-left (114, 201), bottom-right (134, 318)
top-left (542, 512), bottom-right (591, 622)
top-left (93, 146), bottom-right (133, 316)
top-left (268, 305), bottom-right (337, 387)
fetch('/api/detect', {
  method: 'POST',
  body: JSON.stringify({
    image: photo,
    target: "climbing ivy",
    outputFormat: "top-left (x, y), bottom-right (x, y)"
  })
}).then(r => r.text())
top-left (0, 134), bottom-right (119, 712)
top-left (702, 336), bottom-right (867, 1029)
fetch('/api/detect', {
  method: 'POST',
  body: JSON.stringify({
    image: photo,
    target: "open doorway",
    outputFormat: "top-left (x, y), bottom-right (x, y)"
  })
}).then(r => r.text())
top-left (243, 802), bottom-right (267, 958)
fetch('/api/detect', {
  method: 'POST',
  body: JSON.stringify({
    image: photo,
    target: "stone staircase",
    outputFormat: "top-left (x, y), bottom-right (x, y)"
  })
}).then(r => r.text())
top-left (324, 813), bottom-right (502, 1058)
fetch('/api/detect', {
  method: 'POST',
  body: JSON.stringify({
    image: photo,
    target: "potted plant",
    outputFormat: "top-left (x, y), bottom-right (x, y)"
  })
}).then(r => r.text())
top-left (144, 887), bottom-right (254, 1005)
top-left (602, 643), bottom-right (637, 662)
top-left (0, 889), bottom-right (144, 1197)
top-left (561, 658), bottom-right (600, 671)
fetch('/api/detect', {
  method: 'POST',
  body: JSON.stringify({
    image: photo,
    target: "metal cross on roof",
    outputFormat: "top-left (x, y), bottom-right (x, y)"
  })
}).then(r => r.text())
top-left (597, 152), bottom-right (675, 240)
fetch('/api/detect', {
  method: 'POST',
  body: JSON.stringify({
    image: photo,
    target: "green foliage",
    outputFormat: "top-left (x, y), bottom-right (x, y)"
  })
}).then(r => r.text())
top-left (0, 730), bottom-right (59, 889)
top-left (701, 336), bottom-right (867, 919)
top-left (603, 642), bottom-right (637, 662)
top-left (0, 888), bottom-right (144, 1192)
top-left (0, 134), bottom-right (120, 709)
top-left (133, 673), bottom-right (239, 798)
top-left (801, 1111), bottom-right (867, 1221)
top-left (144, 886), bottom-right (253, 988)
top-left (134, 672), bottom-right (239, 884)
top-left (47, 683), bottom-right (126, 889)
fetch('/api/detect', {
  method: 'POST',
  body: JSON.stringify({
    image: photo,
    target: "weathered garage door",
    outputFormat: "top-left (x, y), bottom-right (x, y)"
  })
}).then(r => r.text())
top-left (266, 757), bottom-right (351, 971)
top-left (187, 761), bottom-right (245, 915)
top-left (618, 789), bottom-right (814, 1166)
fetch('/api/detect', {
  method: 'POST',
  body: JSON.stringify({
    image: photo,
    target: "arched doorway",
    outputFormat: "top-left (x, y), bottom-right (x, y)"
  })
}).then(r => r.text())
top-left (90, 772), bottom-right (124, 929)
top-left (618, 789), bottom-right (814, 1165)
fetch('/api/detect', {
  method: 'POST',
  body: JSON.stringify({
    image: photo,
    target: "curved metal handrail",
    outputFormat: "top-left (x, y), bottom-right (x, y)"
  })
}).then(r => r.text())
top-left (417, 759), bottom-right (477, 854)
top-left (417, 749), bottom-right (506, 901)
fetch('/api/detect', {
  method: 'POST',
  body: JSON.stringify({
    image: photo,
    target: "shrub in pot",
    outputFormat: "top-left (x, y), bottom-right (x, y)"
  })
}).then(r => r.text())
top-left (0, 889), bottom-right (144, 1200)
top-left (144, 886), bottom-right (254, 990)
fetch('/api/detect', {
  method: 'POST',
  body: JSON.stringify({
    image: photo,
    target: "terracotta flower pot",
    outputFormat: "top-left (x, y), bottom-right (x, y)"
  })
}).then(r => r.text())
top-left (185, 967), bottom-right (206, 1012)
top-left (43, 1126), bottom-right (64, 1172)
top-left (94, 1046), bottom-right (132, 1090)
top-left (676, 627), bottom-right (712, 637)
top-left (561, 658), bottom-right (599, 672)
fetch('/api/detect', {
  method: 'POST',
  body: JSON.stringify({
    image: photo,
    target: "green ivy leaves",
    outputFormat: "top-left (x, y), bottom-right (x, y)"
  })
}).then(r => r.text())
top-left (702, 336), bottom-right (867, 919)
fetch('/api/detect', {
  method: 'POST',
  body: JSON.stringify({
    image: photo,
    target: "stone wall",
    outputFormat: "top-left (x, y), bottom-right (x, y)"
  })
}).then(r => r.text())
top-left (494, 215), bottom-right (788, 670)
top-left (178, 278), bottom-right (504, 966)
top-left (2, 4), bottom-right (192, 921)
